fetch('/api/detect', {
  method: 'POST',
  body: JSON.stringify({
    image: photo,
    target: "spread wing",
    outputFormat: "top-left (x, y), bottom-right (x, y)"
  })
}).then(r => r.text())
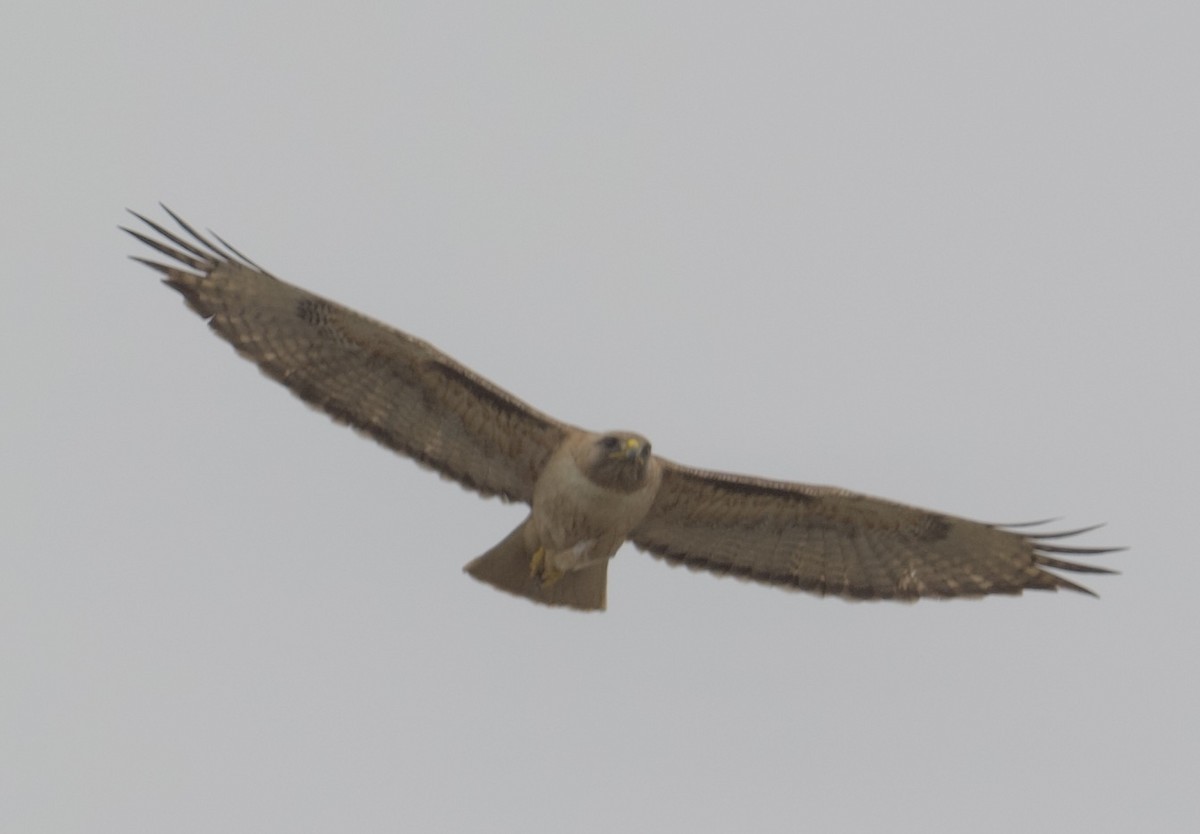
top-left (630, 460), bottom-right (1119, 599)
top-left (124, 206), bottom-right (568, 503)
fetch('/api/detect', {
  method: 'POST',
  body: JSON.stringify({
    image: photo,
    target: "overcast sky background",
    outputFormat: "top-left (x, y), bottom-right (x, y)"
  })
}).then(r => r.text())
top-left (3, 3), bottom-right (1197, 832)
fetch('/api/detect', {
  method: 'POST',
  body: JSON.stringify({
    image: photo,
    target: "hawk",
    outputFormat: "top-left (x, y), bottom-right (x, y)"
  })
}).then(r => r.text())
top-left (124, 207), bottom-right (1119, 611)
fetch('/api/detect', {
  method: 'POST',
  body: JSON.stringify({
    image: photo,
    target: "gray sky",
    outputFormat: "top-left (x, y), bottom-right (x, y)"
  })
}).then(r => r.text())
top-left (3, 2), bottom-right (1197, 832)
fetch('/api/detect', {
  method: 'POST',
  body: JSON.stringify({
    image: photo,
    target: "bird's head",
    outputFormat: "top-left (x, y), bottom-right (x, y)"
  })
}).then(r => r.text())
top-left (585, 431), bottom-right (655, 492)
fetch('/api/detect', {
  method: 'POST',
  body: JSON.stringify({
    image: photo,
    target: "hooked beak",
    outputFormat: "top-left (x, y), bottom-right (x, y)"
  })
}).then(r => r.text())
top-left (609, 437), bottom-right (644, 461)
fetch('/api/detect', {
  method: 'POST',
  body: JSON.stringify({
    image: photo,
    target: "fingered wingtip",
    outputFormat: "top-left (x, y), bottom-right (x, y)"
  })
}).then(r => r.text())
top-left (1028, 522), bottom-right (1108, 540)
top-left (124, 205), bottom-right (263, 274)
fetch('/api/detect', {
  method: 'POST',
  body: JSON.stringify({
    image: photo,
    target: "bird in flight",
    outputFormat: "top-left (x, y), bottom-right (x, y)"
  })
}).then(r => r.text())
top-left (124, 207), bottom-right (1119, 611)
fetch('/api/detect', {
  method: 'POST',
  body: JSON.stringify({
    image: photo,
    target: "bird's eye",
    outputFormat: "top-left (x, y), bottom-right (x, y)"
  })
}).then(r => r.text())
top-left (600, 436), bottom-right (621, 451)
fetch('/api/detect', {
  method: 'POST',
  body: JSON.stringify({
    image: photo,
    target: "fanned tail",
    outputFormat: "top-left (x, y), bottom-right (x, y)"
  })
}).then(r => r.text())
top-left (464, 519), bottom-right (608, 611)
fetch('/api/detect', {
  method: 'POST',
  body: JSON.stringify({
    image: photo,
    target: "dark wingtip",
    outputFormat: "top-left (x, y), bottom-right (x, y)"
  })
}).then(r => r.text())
top-left (1001, 519), bottom-right (1124, 597)
top-left (994, 517), bottom-right (1061, 529)
top-left (1000, 519), bottom-right (1125, 557)
top-left (126, 204), bottom-right (262, 273)
top-left (127, 255), bottom-right (175, 276)
top-left (1029, 523), bottom-right (1107, 540)
top-left (1052, 574), bottom-right (1102, 597)
top-left (1035, 554), bottom-right (1120, 576)
top-left (210, 230), bottom-right (262, 269)
top-left (1036, 542), bottom-right (1127, 556)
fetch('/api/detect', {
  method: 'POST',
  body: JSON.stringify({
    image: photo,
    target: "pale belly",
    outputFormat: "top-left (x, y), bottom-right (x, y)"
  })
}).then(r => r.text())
top-left (530, 444), bottom-right (660, 575)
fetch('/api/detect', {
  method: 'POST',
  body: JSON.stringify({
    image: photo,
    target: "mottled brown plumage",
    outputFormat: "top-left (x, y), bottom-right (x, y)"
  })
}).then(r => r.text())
top-left (125, 207), bottom-right (1120, 611)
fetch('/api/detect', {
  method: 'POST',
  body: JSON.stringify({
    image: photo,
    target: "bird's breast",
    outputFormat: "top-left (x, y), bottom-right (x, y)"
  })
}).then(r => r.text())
top-left (530, 445), bottom-right (661, 553)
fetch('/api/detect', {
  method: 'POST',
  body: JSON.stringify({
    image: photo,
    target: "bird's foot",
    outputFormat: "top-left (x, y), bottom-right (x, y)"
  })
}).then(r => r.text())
top-left (529, 547), bottom-right (564, 588)
top-left (529, 546), bottom-right (545, 578)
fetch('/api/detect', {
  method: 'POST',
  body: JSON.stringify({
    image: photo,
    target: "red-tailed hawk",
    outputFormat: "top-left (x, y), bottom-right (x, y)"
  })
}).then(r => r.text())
top-left (125, 207), bottom-right (1119, 611)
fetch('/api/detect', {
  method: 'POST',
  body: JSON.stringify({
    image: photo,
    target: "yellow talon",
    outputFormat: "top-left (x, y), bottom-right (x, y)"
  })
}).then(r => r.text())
top-left (529, 546), bottom-right (565, 587)
top-left (540, 563), bottom-right (564, 588)
top-left (530, 547), bottom-right (545, 578)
